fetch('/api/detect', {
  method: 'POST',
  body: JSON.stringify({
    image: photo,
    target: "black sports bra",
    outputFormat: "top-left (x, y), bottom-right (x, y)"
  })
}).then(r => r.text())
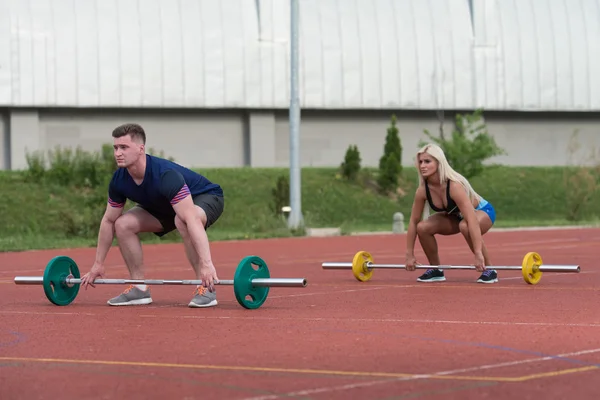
top-left (424, 180), bottom-right (459, 215)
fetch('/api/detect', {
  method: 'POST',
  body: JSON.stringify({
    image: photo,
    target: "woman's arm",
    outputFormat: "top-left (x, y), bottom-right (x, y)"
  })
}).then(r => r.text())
top-left (405, 185), bottom-right (427, 259)
top-left (450, 182), bottom-right (485, 261)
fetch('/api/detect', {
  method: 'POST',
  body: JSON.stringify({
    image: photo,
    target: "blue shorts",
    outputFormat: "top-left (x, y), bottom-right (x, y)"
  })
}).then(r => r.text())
top-left (475, 199), bottom-right (496, 224)
top-left (452, 198), bottom-right (496, 225)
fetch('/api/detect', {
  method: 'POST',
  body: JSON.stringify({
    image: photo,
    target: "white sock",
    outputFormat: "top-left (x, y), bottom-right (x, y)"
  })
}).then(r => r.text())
top-left (136, 284), bottom-right (147, 291)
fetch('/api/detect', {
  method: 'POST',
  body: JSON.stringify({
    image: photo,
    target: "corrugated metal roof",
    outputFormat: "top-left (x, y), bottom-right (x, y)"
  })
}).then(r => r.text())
top-left (472, 0), bottom-right (600, 111)
top-left (0, 0), bottom-right (598, 110)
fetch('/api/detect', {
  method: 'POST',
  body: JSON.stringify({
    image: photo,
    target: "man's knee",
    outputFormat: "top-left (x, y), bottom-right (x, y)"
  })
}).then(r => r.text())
top-left (114, 215), bottom-right (139, 237)
top-left (174, 214), bottom-right (195, 233)
top-left (175, 207), bottom-right (207, 233)
top-left (174, 214), bottom-right (185, 233)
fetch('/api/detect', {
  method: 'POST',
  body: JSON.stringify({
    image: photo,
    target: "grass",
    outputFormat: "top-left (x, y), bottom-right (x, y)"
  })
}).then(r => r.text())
top-left (1, 164), bottom-right (600, 252)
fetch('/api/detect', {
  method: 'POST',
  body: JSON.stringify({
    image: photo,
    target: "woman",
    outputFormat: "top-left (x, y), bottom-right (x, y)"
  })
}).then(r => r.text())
top-left (405, 143), bottom-right (498, 283)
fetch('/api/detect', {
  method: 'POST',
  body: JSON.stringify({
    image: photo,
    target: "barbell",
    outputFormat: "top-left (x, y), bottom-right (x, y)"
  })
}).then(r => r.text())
top-left (322, 250), bottom-right (580, 285)
top-left (14, 255), bottom-right (307, 309)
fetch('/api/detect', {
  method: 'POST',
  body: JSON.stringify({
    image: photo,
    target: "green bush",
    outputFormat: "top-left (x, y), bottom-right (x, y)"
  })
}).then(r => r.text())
top-left (340, 145), bottom-right (361, 181)
top-left (379, 114), bottom-right (403, 171)
top-left (2, 164), bottom-right (600, 251)
top-left (377, 152), bottom-right (400, 195)
top-left (376, 114), bottom-right (403, 194)
top-left (271, 174), bottom-right (290, 217)
top-left (18, 144), bottom-right (175, 238)
top-left (24, 144), bottom-right (117, 188)
top-left (563, 131), bottom-right (600, 221)
top-left (3, 135), bottom-right (600, 252)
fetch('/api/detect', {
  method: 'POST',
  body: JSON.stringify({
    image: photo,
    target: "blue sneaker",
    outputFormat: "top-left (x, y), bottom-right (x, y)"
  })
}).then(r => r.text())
top-left (417, 269), bottom-right (446, 282)
top-left (477, 269), bottom-right (498, 284)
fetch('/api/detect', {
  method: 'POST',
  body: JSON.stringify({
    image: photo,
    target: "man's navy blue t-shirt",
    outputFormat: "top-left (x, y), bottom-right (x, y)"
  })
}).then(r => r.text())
top-left (107, 154), bottom-right (223, 216)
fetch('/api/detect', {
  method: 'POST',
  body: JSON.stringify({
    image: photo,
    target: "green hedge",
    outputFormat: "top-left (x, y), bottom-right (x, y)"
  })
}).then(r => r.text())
top-left (1, 144), bottom-right (599, 251)
top-left (1, 167), bottom-right (599, 252)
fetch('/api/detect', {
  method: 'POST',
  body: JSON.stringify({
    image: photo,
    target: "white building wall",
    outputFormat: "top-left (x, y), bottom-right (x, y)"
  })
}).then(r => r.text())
top-left (4, 108), bottom-right (598, 170)
top-left (1, 1), bottom-right (599, 170)
top-left (39, 110), bottom-right (246, 168)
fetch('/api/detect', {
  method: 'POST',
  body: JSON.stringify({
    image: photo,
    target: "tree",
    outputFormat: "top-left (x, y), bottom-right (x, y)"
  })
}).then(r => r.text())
top-left (419, 109), bottom-right (506, 179)
top-left (379, 114), bottom-right (403, 174)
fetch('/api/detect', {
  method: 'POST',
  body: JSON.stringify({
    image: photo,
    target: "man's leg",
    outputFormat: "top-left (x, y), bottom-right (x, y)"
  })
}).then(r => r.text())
top-left (175, 194), bottom-right (224, 308)
top-left (107, 206), bottom-right (164, 306)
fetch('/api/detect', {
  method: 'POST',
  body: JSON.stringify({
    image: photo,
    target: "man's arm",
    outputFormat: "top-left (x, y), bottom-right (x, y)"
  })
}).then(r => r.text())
top-left (95, 181), bottom-right (126, 264)
top-left (81, 182), bottom-right (126, 289)
top-left (173, 195), bottom-right (214, 268)
top-left (160, 170), bottom-right (213, 269)
top-left (94, 201), bottom-right (124, 264)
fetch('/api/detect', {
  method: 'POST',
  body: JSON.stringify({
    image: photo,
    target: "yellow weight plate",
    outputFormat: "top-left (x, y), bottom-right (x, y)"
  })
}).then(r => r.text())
top-left (522, 252), bottom-right (543, 285)
top-left (352, 251), bottom-right (374, 282)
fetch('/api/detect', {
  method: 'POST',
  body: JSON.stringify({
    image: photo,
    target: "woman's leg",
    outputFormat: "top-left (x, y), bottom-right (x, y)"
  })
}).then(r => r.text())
top-left (458, 210), bottom-right (498, 283)
top-left (415, 213), bottom-right (460, 282)
top-left (416, 213), bottom-right (461, 265)
top-left (458, 210), bottom-right (493, 265)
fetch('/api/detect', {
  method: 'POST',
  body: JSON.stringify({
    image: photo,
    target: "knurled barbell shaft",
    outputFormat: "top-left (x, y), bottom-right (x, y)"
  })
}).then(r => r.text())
top-left (13, 276), bottom-right (308, 288)
top-left (321, 262), bottom-right (580, 273)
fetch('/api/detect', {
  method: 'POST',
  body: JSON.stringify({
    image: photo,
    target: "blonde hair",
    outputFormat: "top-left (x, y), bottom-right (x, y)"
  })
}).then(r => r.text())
top-left (416, 143), bottom-right (481, 204)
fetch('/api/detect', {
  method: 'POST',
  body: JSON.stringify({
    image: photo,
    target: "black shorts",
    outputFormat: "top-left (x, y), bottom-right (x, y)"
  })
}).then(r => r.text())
top-left (137, 193), bottom-right (224, 237)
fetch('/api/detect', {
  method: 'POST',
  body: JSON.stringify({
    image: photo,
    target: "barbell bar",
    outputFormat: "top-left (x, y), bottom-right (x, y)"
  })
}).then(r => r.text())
top-left (15, 277), bottom-right (304, 287)
top-left (14, 254), bottom-right (307, 309)
top-left (322, 251), bottom-right (580, 285)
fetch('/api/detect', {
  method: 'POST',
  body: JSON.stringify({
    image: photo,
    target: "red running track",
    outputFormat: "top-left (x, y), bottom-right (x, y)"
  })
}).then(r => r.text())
top-left (1, 227), bottom-right (599, 399)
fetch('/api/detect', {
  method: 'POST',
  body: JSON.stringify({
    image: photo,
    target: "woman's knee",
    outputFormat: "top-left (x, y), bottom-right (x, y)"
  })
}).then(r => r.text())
top-left (459, 220), bottom-right (470, 238)
top-left (460, 213), bottom-right (492, 238)
top-left (416, 220), bottom-right (434, 236)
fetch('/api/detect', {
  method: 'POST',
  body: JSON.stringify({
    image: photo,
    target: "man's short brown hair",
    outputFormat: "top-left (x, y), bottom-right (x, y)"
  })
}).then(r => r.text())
top-left (112, 123), bottom-right (146, 144)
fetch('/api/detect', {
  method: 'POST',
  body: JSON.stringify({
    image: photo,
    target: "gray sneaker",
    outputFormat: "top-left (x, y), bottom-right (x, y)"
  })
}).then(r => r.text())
top-left (188, 286), bottom-right (218, 308)
top-left (107, 285), bottom-right (153, 306)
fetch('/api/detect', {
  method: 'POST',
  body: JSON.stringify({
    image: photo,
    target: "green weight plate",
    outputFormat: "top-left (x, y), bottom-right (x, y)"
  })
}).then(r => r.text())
top-left (233, 256), bottom-right (270, 309)
top-left (43, 256), bottom-right (80, 306)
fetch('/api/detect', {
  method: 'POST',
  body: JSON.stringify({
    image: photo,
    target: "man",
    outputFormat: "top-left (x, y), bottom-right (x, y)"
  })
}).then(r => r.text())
top-left (80, 123), bottom-right (224, 308)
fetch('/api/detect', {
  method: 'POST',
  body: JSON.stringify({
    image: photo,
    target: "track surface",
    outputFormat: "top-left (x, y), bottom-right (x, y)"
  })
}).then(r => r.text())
top-left (1, 227), bottom-right (599, 399)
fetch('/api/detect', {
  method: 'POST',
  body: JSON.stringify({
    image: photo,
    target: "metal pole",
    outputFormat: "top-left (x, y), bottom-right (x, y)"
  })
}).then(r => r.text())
top-left (288, 0), bottom-right (303, 229)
